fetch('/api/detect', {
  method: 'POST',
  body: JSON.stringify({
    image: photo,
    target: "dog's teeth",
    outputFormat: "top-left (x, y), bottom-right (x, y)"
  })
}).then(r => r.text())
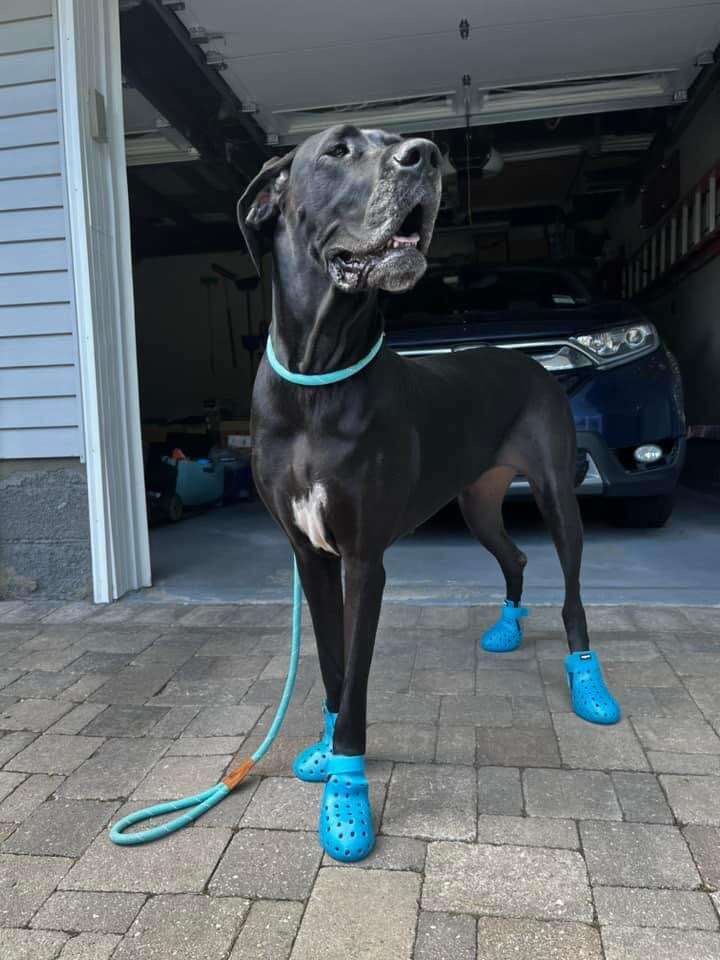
top-left (391, 232), bottom-right (420, 248)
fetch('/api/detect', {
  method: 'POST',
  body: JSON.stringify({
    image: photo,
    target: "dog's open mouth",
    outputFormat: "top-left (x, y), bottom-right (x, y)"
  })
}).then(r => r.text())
top-left (327, 204), bottom-right (430, 293)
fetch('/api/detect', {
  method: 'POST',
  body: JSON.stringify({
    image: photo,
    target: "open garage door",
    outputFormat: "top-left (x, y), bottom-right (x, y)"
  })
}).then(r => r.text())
top-left (167, 0), bottom-right (704, 140)
top-left (115, 0), bottom-right (720, 603)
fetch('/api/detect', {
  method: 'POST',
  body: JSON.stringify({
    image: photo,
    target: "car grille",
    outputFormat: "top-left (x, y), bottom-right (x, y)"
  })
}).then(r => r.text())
top-left (394, 341), bottom-right (592, 395)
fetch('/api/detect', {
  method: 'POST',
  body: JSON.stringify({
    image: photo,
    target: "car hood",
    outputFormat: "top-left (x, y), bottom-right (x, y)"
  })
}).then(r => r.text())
top-left (386, 300), bottom-right (647, 348)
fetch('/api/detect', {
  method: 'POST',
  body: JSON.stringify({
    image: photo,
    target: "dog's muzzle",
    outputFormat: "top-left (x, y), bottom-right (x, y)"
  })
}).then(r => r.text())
top-left (327, 191), bottom-right (440, 294)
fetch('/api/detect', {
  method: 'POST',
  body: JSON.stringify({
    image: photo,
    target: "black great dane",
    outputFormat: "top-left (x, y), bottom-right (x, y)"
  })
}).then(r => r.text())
top-left (238, 125), bottom-right (620, 862)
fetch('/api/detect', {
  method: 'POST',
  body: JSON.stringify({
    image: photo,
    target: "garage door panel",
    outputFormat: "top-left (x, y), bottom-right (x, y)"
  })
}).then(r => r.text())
top-left (186, 0), bottom-right (720, 56)
top-left (223, 6), bottom-right (717, 112)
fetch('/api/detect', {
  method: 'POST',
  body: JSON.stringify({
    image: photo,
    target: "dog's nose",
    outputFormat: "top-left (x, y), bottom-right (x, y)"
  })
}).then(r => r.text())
top-left (391, 138), bottom-right (440, 173)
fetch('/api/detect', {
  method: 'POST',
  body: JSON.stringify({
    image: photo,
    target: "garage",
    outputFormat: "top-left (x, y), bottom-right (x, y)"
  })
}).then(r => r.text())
top-left (109, 0), bottom-right (720, 605)
top-left (3, 2), bottom-right (720, 954)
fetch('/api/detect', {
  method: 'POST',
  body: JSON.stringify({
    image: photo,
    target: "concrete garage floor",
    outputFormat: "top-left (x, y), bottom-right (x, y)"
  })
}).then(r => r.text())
top-left (0, 599), bottom-right (719, 960)
top-left (142, 485), bottom-right (720, 606)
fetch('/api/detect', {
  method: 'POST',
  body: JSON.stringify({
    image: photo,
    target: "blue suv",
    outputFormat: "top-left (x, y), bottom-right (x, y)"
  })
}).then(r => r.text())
top-left (383, 265), bottom-right (686, 527)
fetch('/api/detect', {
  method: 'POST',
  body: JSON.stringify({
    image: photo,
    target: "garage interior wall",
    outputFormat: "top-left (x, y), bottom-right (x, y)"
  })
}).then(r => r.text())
top-left (0, 0), bottom-right (91, 599)
top-left (606, 78), bottom-right (720, 429)
top-left (133, 251), bottom-right (266, 422)
top-left (130, 230), bottom-right (552, 427)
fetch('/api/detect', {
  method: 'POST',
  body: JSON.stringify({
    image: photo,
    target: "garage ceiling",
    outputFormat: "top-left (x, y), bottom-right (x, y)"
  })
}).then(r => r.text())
top-left (174, 0), bottom-right (719, 141)
top-left (120, 0), bottom-right (720, 257)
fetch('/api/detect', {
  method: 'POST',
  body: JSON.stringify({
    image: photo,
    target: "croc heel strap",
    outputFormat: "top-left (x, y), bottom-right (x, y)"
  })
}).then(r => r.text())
top-left (292, 703), bottom-right (337, 783)
top-left (319, 754), bottom-right (375, 863)
top-left (481, 601), bottom-right (529, 653)
top-left (565, 650), bottom-right (621, 725)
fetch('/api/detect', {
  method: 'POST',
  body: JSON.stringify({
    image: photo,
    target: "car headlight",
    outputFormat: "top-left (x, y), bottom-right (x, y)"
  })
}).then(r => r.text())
top-left (571, 322), bottom-right (659, 366)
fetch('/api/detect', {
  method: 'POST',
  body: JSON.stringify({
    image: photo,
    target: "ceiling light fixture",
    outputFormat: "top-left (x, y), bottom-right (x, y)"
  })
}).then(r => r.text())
top-left (125, 135), bottom-right (199, 166)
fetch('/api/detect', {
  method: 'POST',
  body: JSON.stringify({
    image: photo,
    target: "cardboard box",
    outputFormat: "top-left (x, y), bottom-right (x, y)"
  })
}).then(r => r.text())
top-left (221, 420), bottom-right (251, 433)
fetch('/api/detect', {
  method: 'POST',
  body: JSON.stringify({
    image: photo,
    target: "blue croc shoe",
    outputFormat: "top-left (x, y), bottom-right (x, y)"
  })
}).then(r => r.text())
top-left (292, 703), bottom-right (337, 783)
top-left (319, 754), bottom-right (375, 863)
top-left (481, 601), bottom-right (529, 653)
top-left (565, 650), bottom-right (621, 725)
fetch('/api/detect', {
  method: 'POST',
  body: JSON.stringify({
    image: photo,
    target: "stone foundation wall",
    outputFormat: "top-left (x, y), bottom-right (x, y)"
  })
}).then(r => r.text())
top-left (0, 459), bottom-right (92, 600)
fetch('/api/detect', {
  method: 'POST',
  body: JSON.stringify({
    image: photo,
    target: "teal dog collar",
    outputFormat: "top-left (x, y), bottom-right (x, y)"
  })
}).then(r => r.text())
top-left (265, 332), bottom-right (384, 386)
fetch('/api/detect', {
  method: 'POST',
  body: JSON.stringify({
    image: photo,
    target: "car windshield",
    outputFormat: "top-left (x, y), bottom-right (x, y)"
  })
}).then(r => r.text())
top-left (383, 268), bottom-right (591, 330)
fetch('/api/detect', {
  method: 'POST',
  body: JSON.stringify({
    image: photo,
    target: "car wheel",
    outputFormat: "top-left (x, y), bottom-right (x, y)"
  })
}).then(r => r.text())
top-left (164, 494), bottom-right (184, 523)
top-left (607, 493), bottom-right (676, 528)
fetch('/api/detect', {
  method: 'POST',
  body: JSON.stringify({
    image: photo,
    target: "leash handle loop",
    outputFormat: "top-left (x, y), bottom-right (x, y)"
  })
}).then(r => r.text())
top-left (109, 783), bottom-right (230, 845)
top-left (109, 556), bottom-right (303, 846)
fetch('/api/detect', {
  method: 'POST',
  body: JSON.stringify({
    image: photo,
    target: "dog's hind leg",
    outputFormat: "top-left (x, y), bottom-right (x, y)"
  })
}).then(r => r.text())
top-left (529, 464), bottom-right (621, 724)
top-left (528, 469), bottom-right (588, 654)
top-left (460, 466), bottom-right (529, 652)
top-left (320, 555), bottom-right (385, 863)
top-left (460, 466), bottom-right (527, 602)
top-left (292, 548), bottom-right (345, 782)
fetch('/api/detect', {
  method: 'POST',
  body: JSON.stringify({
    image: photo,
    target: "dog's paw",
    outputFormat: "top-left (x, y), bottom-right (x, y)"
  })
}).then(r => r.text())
top-left (319, 755), bottom-right (375, 862)
top-left (480, 601), bottom-right (528, 653)
top-left (565, 650), bottom-right (621, 724)
top-left (292, 704), bottom-right (337, 782)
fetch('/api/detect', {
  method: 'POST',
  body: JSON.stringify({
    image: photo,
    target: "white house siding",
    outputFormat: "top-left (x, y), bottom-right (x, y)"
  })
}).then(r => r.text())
top-left (0, 0), bottom-right (82, 460)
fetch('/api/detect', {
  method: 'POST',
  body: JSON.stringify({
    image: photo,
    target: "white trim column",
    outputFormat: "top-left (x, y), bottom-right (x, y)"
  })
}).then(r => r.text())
top-left (55, 0), bottom-right (151, 601)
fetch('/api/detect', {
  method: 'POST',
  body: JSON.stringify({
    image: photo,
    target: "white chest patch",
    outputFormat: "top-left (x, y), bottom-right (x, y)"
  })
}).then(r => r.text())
top-left (291, 483), bottom-right (338, 555)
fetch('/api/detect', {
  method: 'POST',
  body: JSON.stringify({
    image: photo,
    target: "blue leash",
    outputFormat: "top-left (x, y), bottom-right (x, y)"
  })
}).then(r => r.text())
top-left (109, 557), bottom-right (303, 845)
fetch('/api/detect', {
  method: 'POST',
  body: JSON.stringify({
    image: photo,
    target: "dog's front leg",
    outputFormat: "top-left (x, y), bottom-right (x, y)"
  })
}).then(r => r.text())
top-left (291, 548), bottom-right (345, 784)
top-left (294, 548), bottom-right (344, 710)
top-left (335, 556), bottom-right (385, 756)
top-left (319, 556), bottom-right (385, 862)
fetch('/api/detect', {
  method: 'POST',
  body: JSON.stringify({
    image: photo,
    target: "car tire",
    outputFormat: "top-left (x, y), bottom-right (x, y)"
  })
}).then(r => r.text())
top-left (164, 494), bottom-right (184, 523)
top-left (607, 493), bottom-right (676, 528)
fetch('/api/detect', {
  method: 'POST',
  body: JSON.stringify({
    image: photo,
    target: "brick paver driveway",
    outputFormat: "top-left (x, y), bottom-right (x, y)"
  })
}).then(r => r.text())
top-left (0, 599), bottom-right (718, 959)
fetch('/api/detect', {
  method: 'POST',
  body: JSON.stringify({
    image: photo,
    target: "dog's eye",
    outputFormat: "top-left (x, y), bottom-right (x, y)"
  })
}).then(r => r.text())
top-left (325, 143), bottom-right (349, 159)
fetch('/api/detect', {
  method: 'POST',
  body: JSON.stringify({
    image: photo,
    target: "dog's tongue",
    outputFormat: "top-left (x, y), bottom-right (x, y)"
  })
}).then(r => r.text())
top-left (390, 232), bottom-right (420, 249)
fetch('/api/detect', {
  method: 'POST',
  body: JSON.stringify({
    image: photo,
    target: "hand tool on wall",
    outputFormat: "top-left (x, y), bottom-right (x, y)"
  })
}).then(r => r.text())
top-left (199, 276), bottom-right (219, 376)
top-left (211, 263), bottom-right (239, 368)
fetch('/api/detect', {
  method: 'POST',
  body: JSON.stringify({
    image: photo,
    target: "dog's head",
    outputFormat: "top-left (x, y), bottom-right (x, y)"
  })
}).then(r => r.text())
top-left (238, 125), bottom-right (442, 294)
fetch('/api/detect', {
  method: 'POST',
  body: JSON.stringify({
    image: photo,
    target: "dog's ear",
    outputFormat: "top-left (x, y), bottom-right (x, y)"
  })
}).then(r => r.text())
top-left (237, 147), bottom-right (298, 275)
